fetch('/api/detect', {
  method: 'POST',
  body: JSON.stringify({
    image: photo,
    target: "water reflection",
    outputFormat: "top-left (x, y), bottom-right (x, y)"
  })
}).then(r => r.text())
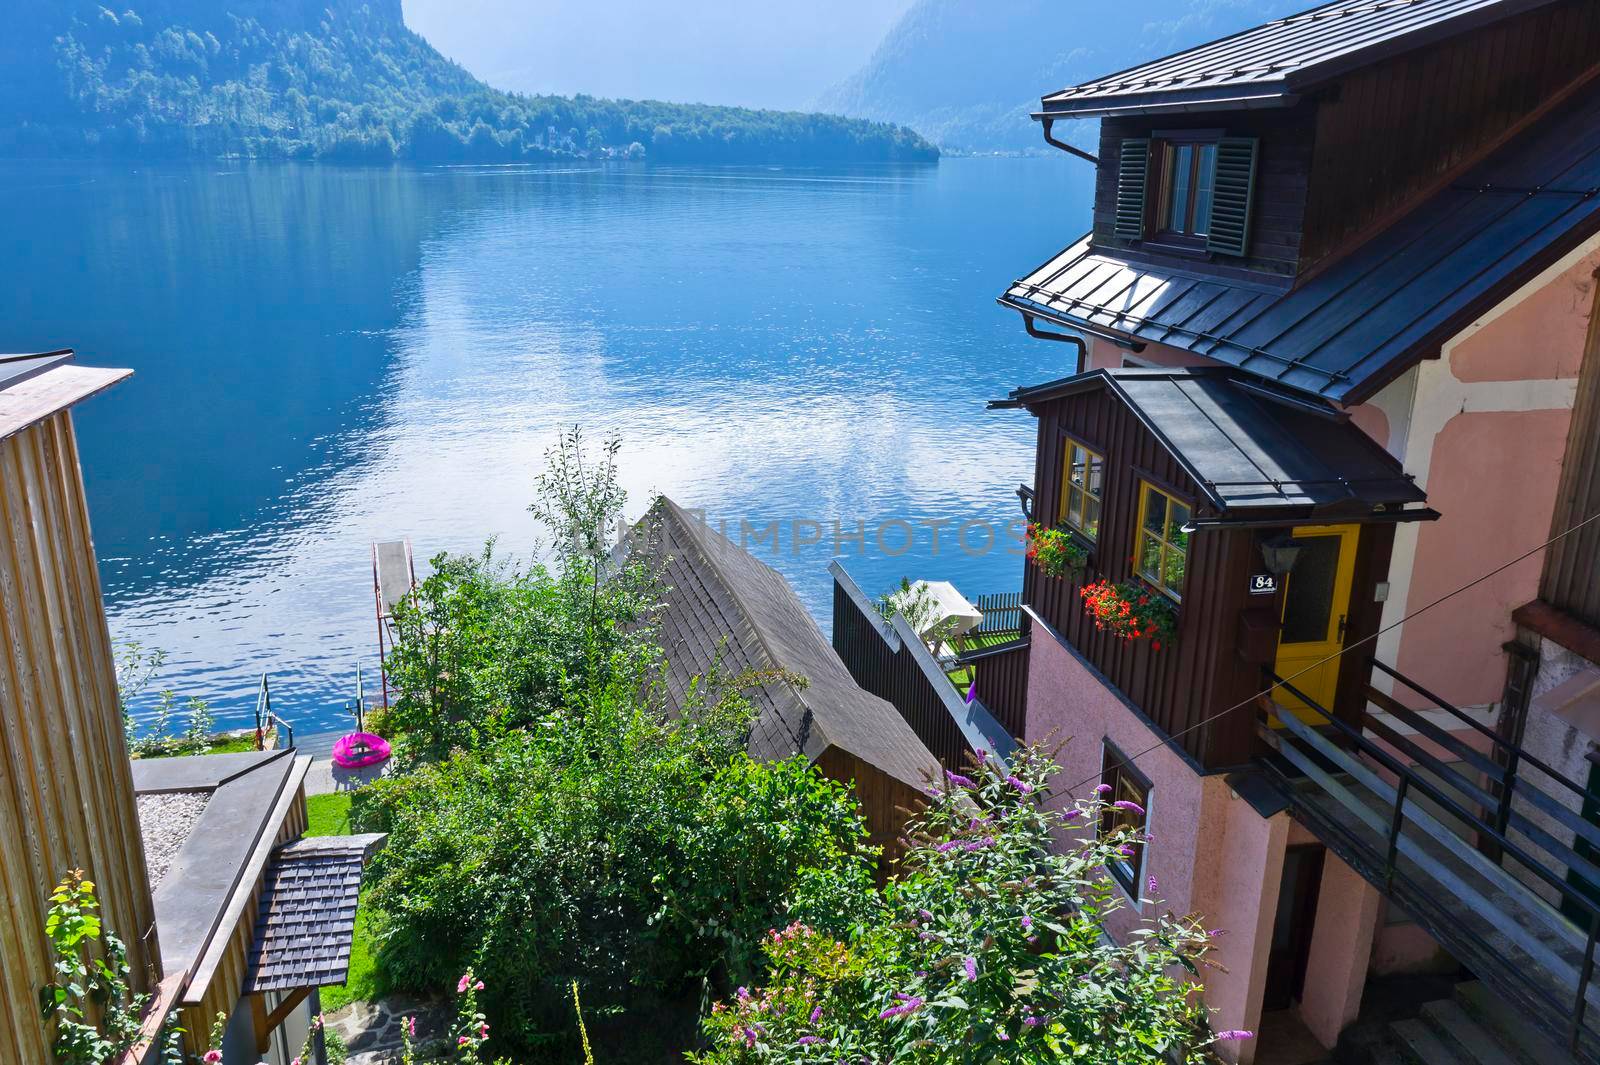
top-left (0, 158), bottom-right (1091, 731)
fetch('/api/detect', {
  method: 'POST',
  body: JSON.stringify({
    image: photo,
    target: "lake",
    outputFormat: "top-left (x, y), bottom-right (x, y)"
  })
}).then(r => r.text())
top-left (1, 156), bottom-right (1093, 734)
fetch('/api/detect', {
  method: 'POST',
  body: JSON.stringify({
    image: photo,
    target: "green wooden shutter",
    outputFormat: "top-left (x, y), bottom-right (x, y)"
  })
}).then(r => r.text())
top-left (1206, 136), bottom-right (1259, 257)
top-left (1113, 138), bottom-right (1150, 241)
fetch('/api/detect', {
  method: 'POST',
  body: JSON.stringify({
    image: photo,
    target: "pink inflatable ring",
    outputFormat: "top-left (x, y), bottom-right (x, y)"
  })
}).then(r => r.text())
top-left (331, 732), bottom-right (391, 769)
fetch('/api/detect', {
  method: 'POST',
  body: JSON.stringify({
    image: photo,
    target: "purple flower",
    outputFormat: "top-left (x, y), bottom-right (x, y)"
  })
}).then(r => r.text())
top-left (937, 840), bottom-right (962, 854)
top-left (975, 748), bottom-right (987, 763)
top-left (1006, 774), bottom-right (1034, 794)
top-left (1062, 809), bottom-right (1082, 821)
top-left (1216, 1030), bottom-right (1254, 1041)
top-left (1208, 928), bottom-right (1228, 938)
top-left (810, 1005), bottom-right (822, 1024)
top-left (962, 957), bottom-right (978, 982)
top-left (1095, 783), bottom-right (1113, 795)
top-left (736, 986), bottom-right (750, 1002)
top-left (1024, 1015), bottom-right (1042, 1027)
top-left (945, 770), bottom-right (975, 789)
top-left (964, 836), bottom-right (996, 852)
top-left (1147, 875), bottom-right (1159, 895)
top-left (1113, 799), bottom-right (1145, 815)
top-left (879, 995), bottom-right (925, 1020)
top-left (797, 1035), bottom-right (824, 1046)
top-left (998, 1031), bottom-right (1011, 1041)
top-left (1118, 845), bottom-right (1134, 858)
top-left (918, 909), bottom-right (934, 922)
top-left (1020, 915), bottom-right (1032, 931)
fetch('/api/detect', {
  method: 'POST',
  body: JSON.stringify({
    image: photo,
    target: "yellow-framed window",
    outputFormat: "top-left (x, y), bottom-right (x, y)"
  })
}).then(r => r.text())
top-left (1058, 440), bottom-right (1104, 540)
top-left (1134, 480), bottom-right (1191, 600)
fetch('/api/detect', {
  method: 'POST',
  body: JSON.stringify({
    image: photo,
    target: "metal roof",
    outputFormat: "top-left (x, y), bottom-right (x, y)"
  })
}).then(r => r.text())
top-left (244, 834), bottom-right (385, 994)
top-left (995, 368), bottom-right (1429, 517)
top-left (1039, 0), bottom-right (1557, 117)
top-left (635, 497), bottom-right (941, 792)
top-left (0, 349), bottom-right (73, 390)
top-left (1003, 79), bottom-right (1600, 404)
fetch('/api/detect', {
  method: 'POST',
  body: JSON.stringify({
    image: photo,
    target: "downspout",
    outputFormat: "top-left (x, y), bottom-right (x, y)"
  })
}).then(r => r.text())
top-left (1040, 116), bottom-right (1098, 166)
top-left (1021, 313), bottom-right (1088, 374)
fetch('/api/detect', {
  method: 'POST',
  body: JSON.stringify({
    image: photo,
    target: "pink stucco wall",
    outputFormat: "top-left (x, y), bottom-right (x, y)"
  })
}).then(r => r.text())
top-left (1450, 250), bottom-right (1599, 383)
top-left (1397, 409), bottom-right (1572, 707)
top-left (1025, 629), bottom-right (1289, 1062)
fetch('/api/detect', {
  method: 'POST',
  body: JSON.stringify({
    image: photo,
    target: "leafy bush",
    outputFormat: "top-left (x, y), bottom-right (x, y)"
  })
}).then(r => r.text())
top-left (355, 665), bottom-right (873, 1056)
top-left (694, 744), bottom-right (1235, 1064)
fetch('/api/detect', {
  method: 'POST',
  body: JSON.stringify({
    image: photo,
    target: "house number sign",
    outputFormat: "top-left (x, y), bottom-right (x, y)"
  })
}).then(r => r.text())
top-left (1248, 573), bottom-right (1278, 596)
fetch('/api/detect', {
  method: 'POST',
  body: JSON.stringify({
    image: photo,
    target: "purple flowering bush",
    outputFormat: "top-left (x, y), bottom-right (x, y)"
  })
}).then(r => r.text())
top-left (694, 744), bottom-right (1231, 1063)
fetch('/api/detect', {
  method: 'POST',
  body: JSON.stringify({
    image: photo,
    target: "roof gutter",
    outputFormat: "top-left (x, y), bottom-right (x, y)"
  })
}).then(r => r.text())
top-left (1033, 90), bottom-right (1297, 121)
top-left (997, 294), bottom-right (1147, 353)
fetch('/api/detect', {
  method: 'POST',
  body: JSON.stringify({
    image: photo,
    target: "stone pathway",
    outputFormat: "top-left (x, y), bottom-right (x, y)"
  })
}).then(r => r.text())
top-left (298, 730), bottom-right (394, 797)
top-left (325, 994), bottom-right (451, 1063)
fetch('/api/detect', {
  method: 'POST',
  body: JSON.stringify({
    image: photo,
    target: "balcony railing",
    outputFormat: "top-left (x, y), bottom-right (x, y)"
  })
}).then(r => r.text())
top-left (1255, 667), bottom-right (1600, 1058)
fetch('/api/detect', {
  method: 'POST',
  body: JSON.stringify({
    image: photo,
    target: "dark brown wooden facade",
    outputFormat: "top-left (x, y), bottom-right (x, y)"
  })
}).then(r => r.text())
top-left (1086, 0), bottom-right (1600, 285)
top-left (1021, 385), bottom-right (1393, 770)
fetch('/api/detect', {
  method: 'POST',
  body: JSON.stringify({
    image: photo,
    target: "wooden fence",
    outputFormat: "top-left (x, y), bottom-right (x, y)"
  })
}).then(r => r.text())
top-left (973, 591), bottom-right (1023, 636)
top-left (830, 562), bottom-right (1015, 769)
top-left (964, 639), bottom-right (1032, 740)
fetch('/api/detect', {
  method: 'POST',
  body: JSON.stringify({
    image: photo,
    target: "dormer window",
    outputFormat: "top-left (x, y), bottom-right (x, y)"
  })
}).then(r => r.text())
top-left (1114, 134), bottom-right (1259, 257)
top-left (1154, 134), bottom-right (1218, 242)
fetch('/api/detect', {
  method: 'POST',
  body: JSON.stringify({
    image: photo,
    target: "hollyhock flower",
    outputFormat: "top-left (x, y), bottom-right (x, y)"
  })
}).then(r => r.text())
top-left (474, 980), bottom-right (484, 991)
top-left (204, 1053), bottom-right (222, 1064)
top-left (457, 972), bottom-right (472, 994)
top-left (458, 1037), bottom-right (470, 1047)
top-left (1113, 799), bottom-right (1145, 815)
top-left (404, 1017), bottom-right (416, 1038)
top-left (479, 1023), bottom-right (489, 1039)
top-left (1216, 1030), bottom-right (1254, 1040)
top-left (1006, 774), bottom-right (1034, 794)
top-left (963, 957), bottom-right (978, 981)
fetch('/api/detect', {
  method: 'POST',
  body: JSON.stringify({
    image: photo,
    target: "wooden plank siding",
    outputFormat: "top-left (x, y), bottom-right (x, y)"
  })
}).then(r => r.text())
top-left (1091, 105), bottom-right (1315, 280)
top-left (970, 640), bottom-right (1031, 741)
top-left (1541, 273), bottom-right (1600, 628)
top-left (1019, 389), bottom-right (1397, 769)
top-left (0, 410), bottom-right (157, 1065)
top-left (814, 748), bottom-right (924, 870)
top-left (832, 579), bottom-right (969, 768)
top-left (1300, 0), bottom-right (1600, 273)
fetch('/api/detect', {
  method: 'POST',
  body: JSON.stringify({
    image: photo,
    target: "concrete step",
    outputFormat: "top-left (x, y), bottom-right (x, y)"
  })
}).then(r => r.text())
top-left (1418, 1000), bottom-right (1519, 1065)
top-left (1393, 1019), bottom-right (1466, 1065)
top-left (1452, 981), bottom-right (1583, 1065)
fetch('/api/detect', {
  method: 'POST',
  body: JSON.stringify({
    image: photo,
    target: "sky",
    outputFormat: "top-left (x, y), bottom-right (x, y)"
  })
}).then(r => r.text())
top-left (402, 0), bottom-right (915, 110)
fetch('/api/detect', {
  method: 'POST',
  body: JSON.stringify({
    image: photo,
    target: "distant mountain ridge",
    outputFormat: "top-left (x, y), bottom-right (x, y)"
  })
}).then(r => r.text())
top-left (1, 0), bottom-right (937, 163)
top-left (818, 0), bottom-right (1306, 154)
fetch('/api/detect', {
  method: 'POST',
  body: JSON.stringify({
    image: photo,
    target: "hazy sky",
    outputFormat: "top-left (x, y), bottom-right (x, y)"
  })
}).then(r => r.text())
top-left (402, 0), bottom-right (916, 110)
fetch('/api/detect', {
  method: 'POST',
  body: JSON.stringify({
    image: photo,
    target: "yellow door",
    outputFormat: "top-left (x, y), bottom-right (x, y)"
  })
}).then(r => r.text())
top-left (1272, 524), bottom-right (1360, 723)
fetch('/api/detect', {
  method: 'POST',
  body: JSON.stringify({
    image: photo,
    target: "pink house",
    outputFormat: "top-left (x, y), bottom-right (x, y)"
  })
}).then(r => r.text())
top-left (841, 1), bottom-right (1600, 1061)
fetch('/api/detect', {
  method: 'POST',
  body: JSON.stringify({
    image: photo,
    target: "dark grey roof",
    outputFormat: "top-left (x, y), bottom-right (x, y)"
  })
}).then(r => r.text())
top-left (1003, 79), bottom-right (1600, 405)
top-left (1039, 0), bottom-right (1555, 117)
top-left (997, 368), bottom-right (1428, 516)
top-left (244, 834), bottom-right (385, 994)
top-left (0, 349), bottom-right (73, 391)
top-left (636, 497), bottom-right (941, 791)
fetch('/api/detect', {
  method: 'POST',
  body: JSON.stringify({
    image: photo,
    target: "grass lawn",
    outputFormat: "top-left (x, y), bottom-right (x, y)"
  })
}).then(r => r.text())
top-left (944, 630), bottom-right (1022, 692)
top-left (304, 791), bottom-right (384, 1012)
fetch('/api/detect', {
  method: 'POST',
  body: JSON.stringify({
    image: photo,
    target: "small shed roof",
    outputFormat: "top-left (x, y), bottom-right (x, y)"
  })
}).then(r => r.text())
top-left (244, 834), bottom-right (385, 993)
top-left (1039, 0), bottom-right (1556, 117)
top-left (635, 497), bottom-right (941, 792)
top-left (994, 367), bottom-right (1428, 518)
top-left (0, 350), bottom-right (130, 441)
top-left (1003, 77), bottom-right (1600, 404)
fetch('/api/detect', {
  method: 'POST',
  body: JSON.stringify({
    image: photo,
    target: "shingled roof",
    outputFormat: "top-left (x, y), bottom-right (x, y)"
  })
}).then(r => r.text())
top-left (244, 834), bottom-right (385, 994)
top-left (1039, 0), bottom-right (1557, 118)
top-left (1003, 76), bottom-right (1600, 404)
top-left (634, 497), bottom-right (941, 792)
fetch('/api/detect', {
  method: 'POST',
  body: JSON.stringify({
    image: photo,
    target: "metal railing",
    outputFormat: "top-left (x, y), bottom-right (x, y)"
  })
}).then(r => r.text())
top-left (1260, 668), bottom-right (1600, 1054)
top-left (254, 673), bottom-right (294, 751)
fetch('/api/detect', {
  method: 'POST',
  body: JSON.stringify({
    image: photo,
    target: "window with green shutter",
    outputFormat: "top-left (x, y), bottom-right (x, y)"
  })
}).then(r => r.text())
top-left (1114, 138), bottom-right (1150, 240)
top-left (1204, 136), bottom-right (1259, 257)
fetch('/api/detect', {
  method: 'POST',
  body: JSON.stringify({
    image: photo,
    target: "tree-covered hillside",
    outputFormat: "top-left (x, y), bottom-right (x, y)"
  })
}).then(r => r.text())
top-left (1, 0), bottom-right (938, 163)
top-left (817, 0), bottom-right (1303, 154)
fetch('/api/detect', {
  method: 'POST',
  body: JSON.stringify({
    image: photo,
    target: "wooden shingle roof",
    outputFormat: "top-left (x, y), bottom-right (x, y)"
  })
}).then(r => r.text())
top-left (635, 497), bottom-right (941, 792)
top-left (243, 834), bottom-right (385, 994)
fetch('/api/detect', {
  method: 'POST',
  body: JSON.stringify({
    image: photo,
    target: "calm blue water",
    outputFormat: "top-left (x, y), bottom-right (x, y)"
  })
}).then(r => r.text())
top-left (0, 157), bottom-right (1093, 733)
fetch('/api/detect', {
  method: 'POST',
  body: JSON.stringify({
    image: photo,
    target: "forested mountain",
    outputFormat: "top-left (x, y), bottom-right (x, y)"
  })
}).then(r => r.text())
top-left (1, 0), bottom-right (937, 163)
top-left (817, 0), bottom-right (1304, 154)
